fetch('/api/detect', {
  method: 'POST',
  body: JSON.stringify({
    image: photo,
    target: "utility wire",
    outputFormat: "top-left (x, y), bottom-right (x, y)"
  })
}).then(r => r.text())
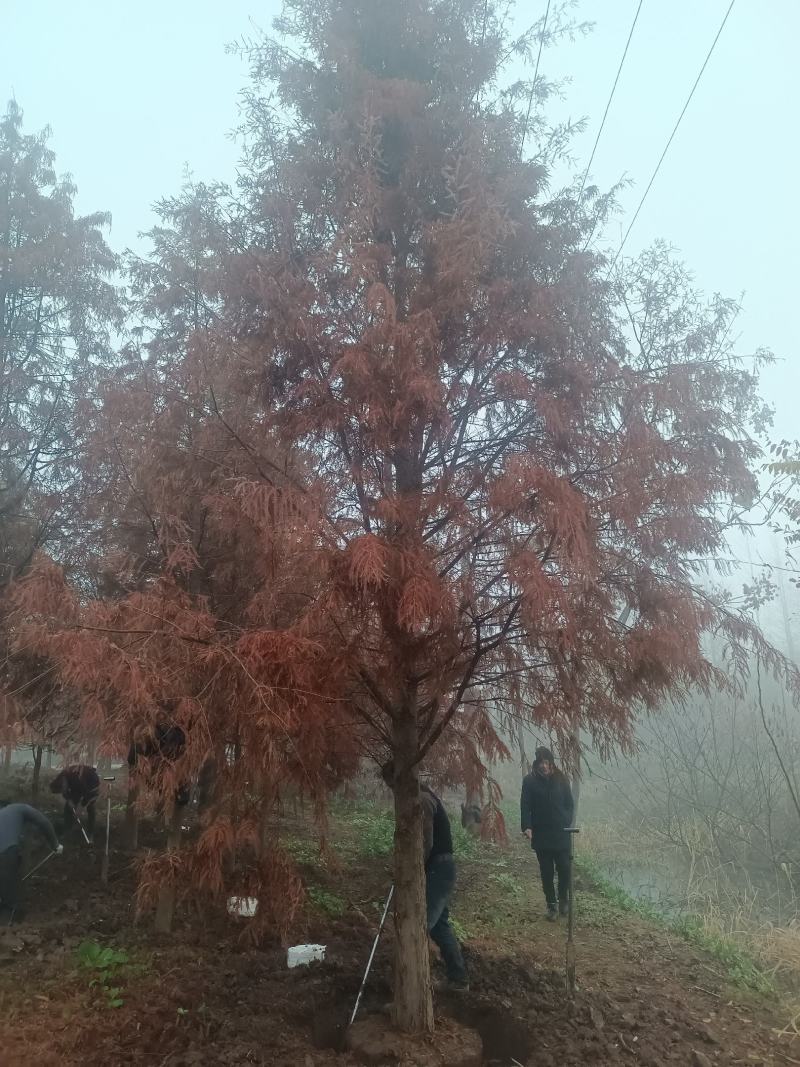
top-left (609, 0), bottom-right (737, 273)
top-left (575, 0), bottom-right (645, 208)
top-left (520, 0), bottom-right (552, 156)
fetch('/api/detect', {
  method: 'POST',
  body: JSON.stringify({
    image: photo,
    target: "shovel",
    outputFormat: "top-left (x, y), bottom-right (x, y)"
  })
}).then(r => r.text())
top-left (349, 883), bottom-right (394, 1027)
top-left (101, 776), bottom-right (115, 884)
top-left (565, 826), bottom-right (580, 996)
top-left (67, 802), bottom-right (91, 845)
top-left (22, 850), bottom-right (57, 882)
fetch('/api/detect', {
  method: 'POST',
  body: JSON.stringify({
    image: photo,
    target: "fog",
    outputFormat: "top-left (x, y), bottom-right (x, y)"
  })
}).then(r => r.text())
top-left (4, 2), bottom-right (797, 438)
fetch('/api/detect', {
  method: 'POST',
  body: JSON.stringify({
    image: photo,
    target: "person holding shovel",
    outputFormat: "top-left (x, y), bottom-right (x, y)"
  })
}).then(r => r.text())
top-left (50, 764), bottom-right (100, 840)
top-left (0, 801), bottom-right (62, 923)
top-left (520, 747), bottom-right (575, 921)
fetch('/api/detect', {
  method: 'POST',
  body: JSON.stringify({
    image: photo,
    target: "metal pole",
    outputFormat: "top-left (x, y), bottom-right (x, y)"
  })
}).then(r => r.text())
top-left (349, 884), bottom-right (394, 1027)
top-left (101, 776), bottom-right (115, 884)
top-left (565, 827), bottom-right (580, 996)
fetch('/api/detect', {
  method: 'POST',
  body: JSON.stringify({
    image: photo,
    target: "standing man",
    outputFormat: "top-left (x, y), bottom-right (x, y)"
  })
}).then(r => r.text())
top-left (520, 747), bottom-right (575, 921)
top-left (0, 801), bottom-right (62, 923)
top-left (50, 764), bottom-right (100, 839)
top-left (382, 762), bottom-right (469, 992)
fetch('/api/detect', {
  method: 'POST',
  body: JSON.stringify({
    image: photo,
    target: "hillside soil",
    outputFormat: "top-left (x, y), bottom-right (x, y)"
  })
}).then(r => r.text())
top-left (0, 797), bottom-right (796, 1067)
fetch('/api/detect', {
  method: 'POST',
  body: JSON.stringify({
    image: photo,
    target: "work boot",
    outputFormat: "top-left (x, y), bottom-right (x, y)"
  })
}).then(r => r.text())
top-left (559, 900), bottom-right (569, 917)
top-left (433, 977), bottom-right (470, 994)
top-left (545, 904), bottom-right (558, 922)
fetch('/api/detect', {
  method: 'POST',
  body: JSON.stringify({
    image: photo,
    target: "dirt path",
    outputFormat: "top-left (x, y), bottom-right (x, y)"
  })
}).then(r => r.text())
top-left (0, 809), bottom-right (796, 1066)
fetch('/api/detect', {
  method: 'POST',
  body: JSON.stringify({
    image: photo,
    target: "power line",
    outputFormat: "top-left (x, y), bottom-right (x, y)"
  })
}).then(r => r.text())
top-left (609, 0), bottom-right (737, 273)
top-left (575, 0), bottom-right (645, 207)
top-left (520, 0), bottom-right (552, 155)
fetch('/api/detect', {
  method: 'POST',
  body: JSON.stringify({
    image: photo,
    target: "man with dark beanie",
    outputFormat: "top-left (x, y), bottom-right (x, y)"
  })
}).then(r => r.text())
top-left (382, 761), bottom-right (469, 991)
top-left (520, 747), bottom-right (575, 921)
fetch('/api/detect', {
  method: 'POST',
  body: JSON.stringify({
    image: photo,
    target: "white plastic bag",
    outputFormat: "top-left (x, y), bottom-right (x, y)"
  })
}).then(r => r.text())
top-left (287, 943), bottom-right (326, 968)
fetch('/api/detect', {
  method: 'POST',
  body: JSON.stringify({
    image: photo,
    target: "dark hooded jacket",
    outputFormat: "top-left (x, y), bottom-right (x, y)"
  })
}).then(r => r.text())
top-left (520, 756), bottom-right (574, 852)
top-left (50, 765), bottom-right (100, 807)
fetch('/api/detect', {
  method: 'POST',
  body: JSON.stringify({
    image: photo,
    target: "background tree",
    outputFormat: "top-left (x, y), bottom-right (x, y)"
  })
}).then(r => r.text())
top-left (0, 100), bottom-right (121, 762)
top-left (0, 100), bottom-right (121, 583)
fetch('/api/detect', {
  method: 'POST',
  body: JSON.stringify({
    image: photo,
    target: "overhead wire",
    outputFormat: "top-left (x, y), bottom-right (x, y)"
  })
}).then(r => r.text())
top-left (520, 0), bottom-right (552, 155)
top-left (608, 0), bottom-right (737, 273)
top-left (575, 0), bottom-right (645, 209)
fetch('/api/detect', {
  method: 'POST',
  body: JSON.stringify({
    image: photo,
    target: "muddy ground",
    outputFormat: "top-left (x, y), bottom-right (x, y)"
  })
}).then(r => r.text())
top-left (0, 799), bottom-right (797, 1066)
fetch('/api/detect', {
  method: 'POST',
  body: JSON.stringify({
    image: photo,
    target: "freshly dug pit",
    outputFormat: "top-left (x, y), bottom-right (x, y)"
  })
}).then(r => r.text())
top-left (346, 1014), bottom-right (482, 1067)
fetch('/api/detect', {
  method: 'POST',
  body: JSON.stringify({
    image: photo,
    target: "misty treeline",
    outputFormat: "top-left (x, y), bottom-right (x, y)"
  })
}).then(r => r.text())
top-left (588, 640), bottom-right (800, 924)
top-left (2, 0), bottom-right (800, 1035)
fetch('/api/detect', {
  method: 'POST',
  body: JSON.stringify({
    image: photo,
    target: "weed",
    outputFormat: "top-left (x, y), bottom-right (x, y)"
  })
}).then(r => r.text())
top-left (350, 809), bottom-right (394, 857)
top-left (450, 917), bottom-right (470, 941)
top-left (307, 886), bottom-right (347, 917)
top-left (489, 871), bottom-right (523, 897)
top-left (451, 822), bottom-right (479, 860)
top-left (283, 834), bottom-right (318, 865)
top-left (76, 941), bottom-right (130, 1009)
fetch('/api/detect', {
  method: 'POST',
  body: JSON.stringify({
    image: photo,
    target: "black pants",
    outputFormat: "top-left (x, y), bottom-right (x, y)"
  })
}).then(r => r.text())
top-left (65, 797), bottom-right (97, 838)
top-left (426, 854), bottom-right (467, 983)
top-left (535, 847), bottom-right (570, 906)
top-left (0, 845), bottom-right (21, 913)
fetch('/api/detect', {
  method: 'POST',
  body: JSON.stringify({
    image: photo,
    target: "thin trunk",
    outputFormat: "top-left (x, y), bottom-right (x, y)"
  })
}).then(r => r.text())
top-left (3, 744), bottom-right (12, 776)
top-left (31, 744), bottom-right (43, 798)
top-left (391, 714), bottom-right (433, 1035)
top-left (461, 786), bottom-right (482, 836)
top-left (570, 719), bottom-right (581, 825)
top-left (124, 773), bottom-right (139, 851)
top-left (154, 804), bottom-right (182, 933)
top-left (197, 756), bottom-right (217, 817)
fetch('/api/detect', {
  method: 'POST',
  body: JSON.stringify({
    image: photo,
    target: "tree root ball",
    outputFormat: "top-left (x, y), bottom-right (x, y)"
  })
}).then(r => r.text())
top-left (346, 1015), bottom-right (482, 1067)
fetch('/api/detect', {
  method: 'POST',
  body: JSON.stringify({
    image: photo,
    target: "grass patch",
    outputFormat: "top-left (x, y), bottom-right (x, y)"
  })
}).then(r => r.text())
top-left (577, 856), bottom-right (774, 995)
top-left (307, 886), bottom-right (347, 918)
top-left (489, 871), bottom-right (524, 898)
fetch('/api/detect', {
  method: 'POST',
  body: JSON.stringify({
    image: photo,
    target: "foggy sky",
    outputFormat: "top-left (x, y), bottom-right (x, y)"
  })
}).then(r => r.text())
top-left (3, 1), bottom-right (797, 441)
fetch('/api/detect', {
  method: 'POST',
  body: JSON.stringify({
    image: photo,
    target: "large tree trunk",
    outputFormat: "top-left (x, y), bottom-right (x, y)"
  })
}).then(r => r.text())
top-left (31, 744), bottom-right (43, 798)
top-left (391, 715), bottom-right (433, 1035)
top-left (154, 804), bottom-right (182, 933)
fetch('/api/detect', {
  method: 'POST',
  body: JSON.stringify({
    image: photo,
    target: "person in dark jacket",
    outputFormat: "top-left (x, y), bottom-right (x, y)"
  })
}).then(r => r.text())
top-left (50, 764), bottom-right (100, 839)
top-left (520, 747), bottom-right (575, 921)
top-left (0, 802), bottom-right (62, 922)
top-left (382, 762), bottom-right (469, 991)
top-left (128, 724), bottom-right (191, 807)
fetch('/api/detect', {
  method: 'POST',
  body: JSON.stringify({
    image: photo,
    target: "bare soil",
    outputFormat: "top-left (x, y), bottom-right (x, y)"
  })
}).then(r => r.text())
top-left (0, 801), bottom-right (796, 1066)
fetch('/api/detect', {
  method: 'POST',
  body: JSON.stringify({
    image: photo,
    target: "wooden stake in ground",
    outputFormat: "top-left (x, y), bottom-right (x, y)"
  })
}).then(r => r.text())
top-left (565, 827), bottom-right (580, 997)
top-left (100, 776), bottom-right (115, 884)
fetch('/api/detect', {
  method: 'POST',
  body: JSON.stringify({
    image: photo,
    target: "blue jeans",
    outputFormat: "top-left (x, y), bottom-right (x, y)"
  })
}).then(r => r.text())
top-left (426, 853), bottom-right (467, 983)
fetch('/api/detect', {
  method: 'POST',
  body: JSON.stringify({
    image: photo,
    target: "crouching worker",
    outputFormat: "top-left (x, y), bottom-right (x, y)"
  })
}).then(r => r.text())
top-left (520, 747), bottom-right (574, 921)
top-left (0, 801), bottom-right (62, 924)
top-left (382, 761), bottom-right (469, 993)
top-left (50, 764), bottom-right (100, 840)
